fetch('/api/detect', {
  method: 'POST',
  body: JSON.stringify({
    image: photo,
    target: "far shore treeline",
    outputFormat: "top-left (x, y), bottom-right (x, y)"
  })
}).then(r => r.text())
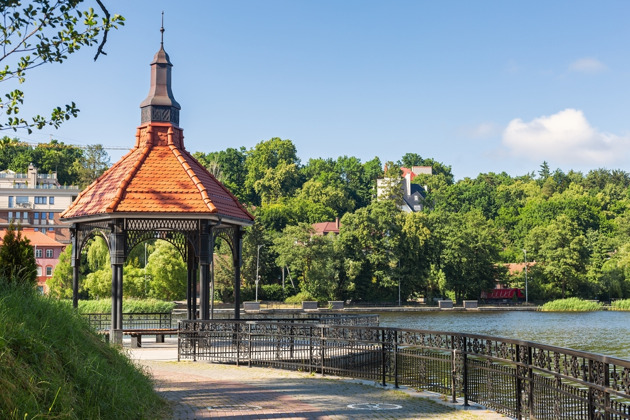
top-left (5, 136), bottom-right (630, 304)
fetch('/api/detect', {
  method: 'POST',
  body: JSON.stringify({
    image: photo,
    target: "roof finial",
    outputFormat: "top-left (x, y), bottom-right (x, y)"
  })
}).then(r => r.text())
top-left (160, 11), bottom-right (165, 46)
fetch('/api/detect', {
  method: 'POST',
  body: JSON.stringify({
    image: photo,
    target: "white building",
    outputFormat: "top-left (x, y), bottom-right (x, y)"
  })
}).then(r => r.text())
top-left (376, 165), bottom-right (431, 212)
top-left (0, 164), bottom-right (80, 243)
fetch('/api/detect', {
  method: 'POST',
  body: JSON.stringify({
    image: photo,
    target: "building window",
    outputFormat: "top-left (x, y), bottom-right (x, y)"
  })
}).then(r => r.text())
top-left (8, 196), bottom-right (13, 208)
top-left (37, 266), bottom-right (42, 276)
top-left (46, 249), bottom-right (53, 258)
top-left (16, 196), bottom-right (29, 206)
top-left (49, 197), bottom-right (54, 204)
top-left (35, 196), bottom-right (46, 204)
top-left (41, 212), bottom-right (46, 220)
top-left (36, 249), bottom-right (42, 258)
top-left (34, 227), bottom-right (38, 232)
top-left (48, 227), bottom-right (53, 232)
top-left (8, 211), bottom-right (12, 222)
top-left (46, 266), bottom-right (53, 276)
top-left (49, 212), bottom-right (54, 221)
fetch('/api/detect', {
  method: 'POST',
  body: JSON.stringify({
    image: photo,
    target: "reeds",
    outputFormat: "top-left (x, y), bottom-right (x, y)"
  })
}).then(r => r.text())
top-left (610, 299), bottom-right (630, 311)
top-left (539, 297), bottom-right (603, 312)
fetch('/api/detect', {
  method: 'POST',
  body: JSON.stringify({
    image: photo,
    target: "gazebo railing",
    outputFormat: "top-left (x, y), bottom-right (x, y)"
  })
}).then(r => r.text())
top-left (178, 320), bottom-right (630, 420)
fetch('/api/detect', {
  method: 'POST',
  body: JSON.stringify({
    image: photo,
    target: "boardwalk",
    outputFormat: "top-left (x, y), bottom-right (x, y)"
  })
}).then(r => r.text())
top-left (128, 338), bottom-right (508, 420)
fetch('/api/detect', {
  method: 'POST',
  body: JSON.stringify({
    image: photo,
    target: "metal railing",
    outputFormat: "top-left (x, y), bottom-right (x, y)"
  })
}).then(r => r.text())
top-left (178, 320), bottom-right (630, 420)
top-left (83, 312), bottom-right (173, 330)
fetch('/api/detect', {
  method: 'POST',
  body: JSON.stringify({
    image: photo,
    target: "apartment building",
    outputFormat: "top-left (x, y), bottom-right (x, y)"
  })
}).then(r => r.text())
top-left (0, 163), bottom-right (80, 244)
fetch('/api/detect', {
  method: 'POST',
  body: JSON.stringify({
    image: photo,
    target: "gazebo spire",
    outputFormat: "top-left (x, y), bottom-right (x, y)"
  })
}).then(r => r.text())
top-left (139, 14), bottom-right (181, 126)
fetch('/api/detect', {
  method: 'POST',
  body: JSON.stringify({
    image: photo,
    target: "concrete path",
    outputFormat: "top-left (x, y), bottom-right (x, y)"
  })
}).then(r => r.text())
top-left (127, 338), bottom-right (509, 420)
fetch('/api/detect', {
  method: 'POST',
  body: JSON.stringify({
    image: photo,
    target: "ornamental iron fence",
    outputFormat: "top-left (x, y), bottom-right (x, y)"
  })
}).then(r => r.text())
top-left (178, 320), bottom-right (630, 420)
top-left (83, 312), bottom-right (173, 330)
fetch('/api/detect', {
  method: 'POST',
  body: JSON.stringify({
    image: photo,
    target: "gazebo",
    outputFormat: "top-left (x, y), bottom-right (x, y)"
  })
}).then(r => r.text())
top-left (61, 33), bottom-right (254, 343)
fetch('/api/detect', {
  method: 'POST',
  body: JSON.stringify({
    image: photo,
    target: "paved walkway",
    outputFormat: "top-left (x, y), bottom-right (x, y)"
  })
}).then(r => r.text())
top-left (128, 338), bottom-right (509, 420)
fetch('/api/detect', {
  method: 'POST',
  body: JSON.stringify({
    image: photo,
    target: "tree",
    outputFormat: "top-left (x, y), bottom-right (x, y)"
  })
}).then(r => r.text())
top-left (338, 201), bottom-right (403, 301)
top-left (1, 1), bottom-right (124, 132)
top-left (72, 144), bottom-right (110, 187)
top-left (379, 161), bottom-right (404, 206)
top-left (47, 244), bottom-right (73, 298)
top-left (145, 240), bottom-right (186, 300)
top-left (81, 235), bottom-right (111, 298)
top-left (398, 211), bottom-right (432, 301)
top-left (253, 162), bottom-right (301, 205)
top-left (427, 210), bottom-right (502, 302)
top-left (194, 147), bottom-right (247, 201)
top-left (244, 138), bottom-right (300, 204)
top-left (273, 223), bottom-right (339, 300)
top-left (0, 222), bottom-right (37, 285)
top-left (524, 215), bottom-right (589, 299)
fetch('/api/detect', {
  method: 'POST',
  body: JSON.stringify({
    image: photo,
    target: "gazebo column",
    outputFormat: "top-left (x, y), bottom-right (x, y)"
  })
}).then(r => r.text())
top-left (186, 250), bottom-right (196, 320)
top-left (109, 221), bottom-right (125, 344)
top-left (70, 226), bottom-right (80, 309)
top-left (233, 227), bottom-right (243, 320)
top-left (199, 220), bottom-right (211, 320)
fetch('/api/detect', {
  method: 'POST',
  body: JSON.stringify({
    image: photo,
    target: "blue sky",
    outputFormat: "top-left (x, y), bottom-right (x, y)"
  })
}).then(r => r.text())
top-left (9, 0), bottom-right (630, 180)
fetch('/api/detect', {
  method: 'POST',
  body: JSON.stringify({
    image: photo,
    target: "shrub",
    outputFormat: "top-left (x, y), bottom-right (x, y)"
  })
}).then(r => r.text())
top-left (285, 291), bottom-right (317, 304)
top-left (77, 298), bottom-right (176, 314)
top-left (539, 297), bottom-right (603, 312)
top-left (260, 284), bottom-right (287, 301)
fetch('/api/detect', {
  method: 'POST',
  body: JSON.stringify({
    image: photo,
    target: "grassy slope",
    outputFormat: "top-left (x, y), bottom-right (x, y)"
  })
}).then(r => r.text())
top-left (0, 285), bottom-right (170, 419)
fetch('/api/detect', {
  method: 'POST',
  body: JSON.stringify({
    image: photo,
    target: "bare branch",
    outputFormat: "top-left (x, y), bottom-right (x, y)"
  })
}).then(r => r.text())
top-left (93, 0), bottom-right (110, 61)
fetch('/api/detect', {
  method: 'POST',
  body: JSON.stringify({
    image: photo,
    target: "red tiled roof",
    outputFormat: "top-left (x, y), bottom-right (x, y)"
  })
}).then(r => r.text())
top-left (312, 218), bottom-right (341, 235)
top-left (61, 122), bottom-right (253, 222)
top-left (505, 262), bottom-right (535, 275)
top-left (0, 228), bottom-right (65, 247)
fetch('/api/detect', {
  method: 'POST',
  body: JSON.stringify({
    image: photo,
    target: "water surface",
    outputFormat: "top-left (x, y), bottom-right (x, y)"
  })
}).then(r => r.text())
top-left (377, 310), bottom-right (630, 360)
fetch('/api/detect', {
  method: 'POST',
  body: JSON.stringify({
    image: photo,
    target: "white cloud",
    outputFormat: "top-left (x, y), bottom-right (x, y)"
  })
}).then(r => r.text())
top-left (569, 58), bottom-right (607, 74)
top-left (502, 109), bottom-right (630, 165)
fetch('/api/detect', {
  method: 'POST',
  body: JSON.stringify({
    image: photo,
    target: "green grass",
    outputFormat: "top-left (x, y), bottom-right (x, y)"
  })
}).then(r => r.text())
top-left (0, 284), bottom-right (170, 419)
top-left (76, 298), bottom-right (176, 314)
top-left (610, 299), bottom-right (630, 311)
top-left (539, 297), bottom-right (603, 312)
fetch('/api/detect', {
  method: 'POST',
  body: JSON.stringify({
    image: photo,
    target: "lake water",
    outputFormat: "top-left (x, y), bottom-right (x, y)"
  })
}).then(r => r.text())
top-left (377, 310), bottom-right (630, 360)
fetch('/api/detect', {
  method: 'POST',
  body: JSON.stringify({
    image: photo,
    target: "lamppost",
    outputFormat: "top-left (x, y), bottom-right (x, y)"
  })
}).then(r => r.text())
top-left (397, 260), bottom-right (401, 307)
top-left (255, 244), bottom-right (263, 302)
top-left (523, 249), bottom-right (528, 304)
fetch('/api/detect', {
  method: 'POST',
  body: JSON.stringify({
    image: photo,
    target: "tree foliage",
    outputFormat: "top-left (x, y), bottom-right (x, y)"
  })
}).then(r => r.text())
top-left (0, 222), bottom-right (37, 285)
top-left (0, 0), bottom-right (124, 132)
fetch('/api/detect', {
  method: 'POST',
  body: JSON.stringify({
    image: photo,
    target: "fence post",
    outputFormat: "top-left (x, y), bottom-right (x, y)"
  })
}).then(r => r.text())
top-left (382, 329), bottom-right (387, 387)
top-left (236, 322), bottom-right (240, 366)
top-left (604, 362), bottom-right (610, 420)
top-left (527, 346), bottom-right (534, 417)
top-left (321, 326), bottom-right (326, 376)
top-left (394, 330), bottom-right (399, 389)
top-left (462, 336), bottom-right (469, 407)
top-left (177, 321), bottom-right (181, 362)
top-left (451, 336), bottom-right (457, 403)
top-left (309, 326), bottom-right (313, 374)
top-left (248, 323), bottom-right (252, 368)
top-left (588, 359), bottom-right (594, 420)
top-left (515, 344), bottom-right (522, 420)
top-left (193, 321), bottom-right (198, 362)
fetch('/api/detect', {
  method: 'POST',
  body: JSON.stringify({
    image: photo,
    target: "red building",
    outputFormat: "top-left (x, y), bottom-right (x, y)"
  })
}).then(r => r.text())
top-left (0, 228), bottom-right (66, 294)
